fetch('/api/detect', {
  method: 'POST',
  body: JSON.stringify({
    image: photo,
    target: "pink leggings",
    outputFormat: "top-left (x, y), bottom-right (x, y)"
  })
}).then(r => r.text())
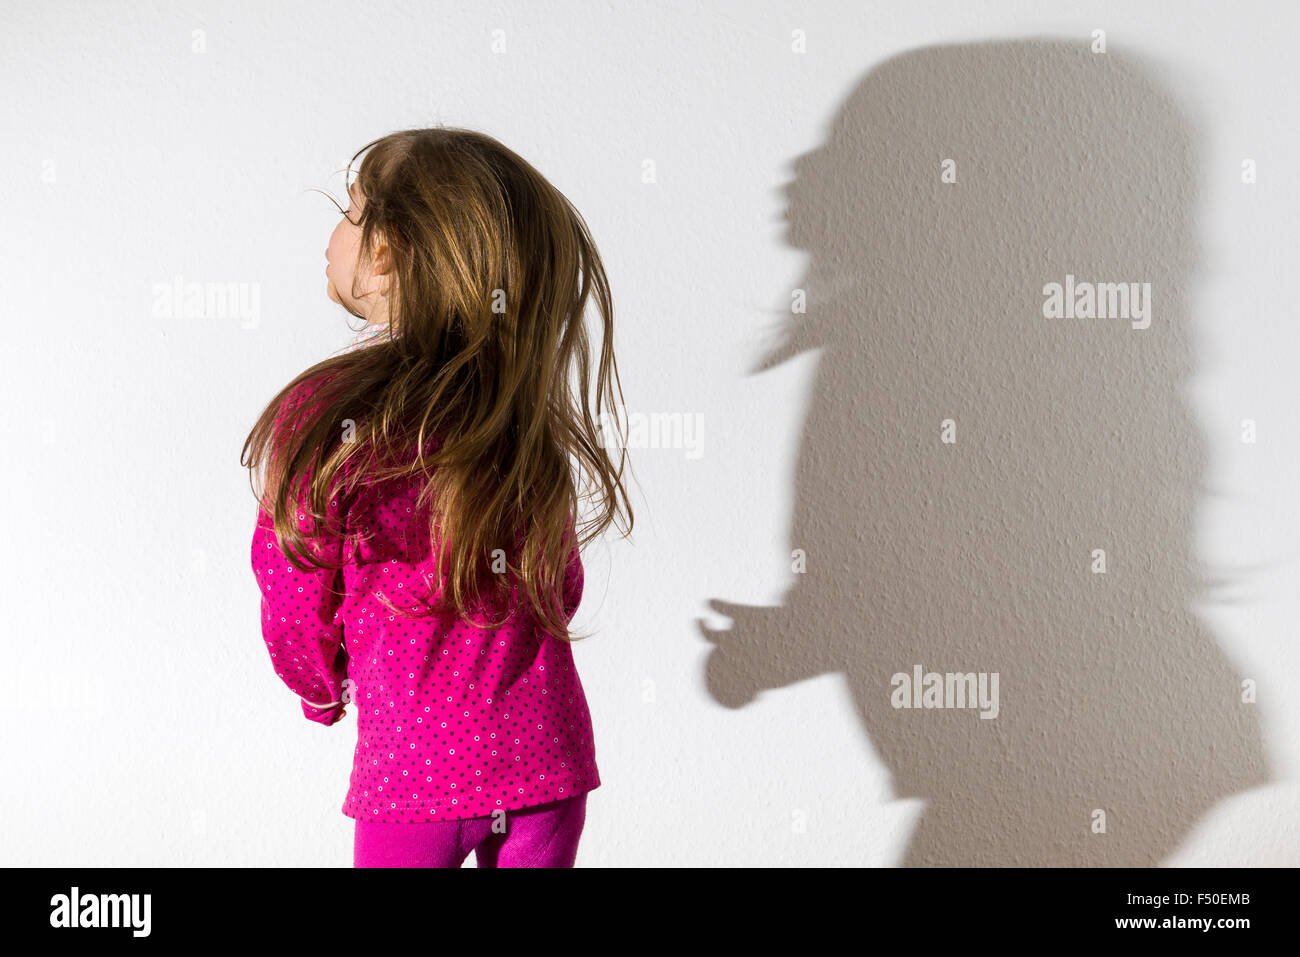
top-left (353, 794), bottom-right (587, 868)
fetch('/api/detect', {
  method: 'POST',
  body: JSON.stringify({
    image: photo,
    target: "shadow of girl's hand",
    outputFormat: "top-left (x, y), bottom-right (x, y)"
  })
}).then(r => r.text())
top-left (697, 598), bottom-right (782, 708)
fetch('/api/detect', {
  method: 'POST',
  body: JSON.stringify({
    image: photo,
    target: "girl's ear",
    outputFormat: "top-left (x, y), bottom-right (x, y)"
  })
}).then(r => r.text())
top-left (370, 235), bottom-right (398, 306)
top-left (371, 235), bottom-right (393, 275)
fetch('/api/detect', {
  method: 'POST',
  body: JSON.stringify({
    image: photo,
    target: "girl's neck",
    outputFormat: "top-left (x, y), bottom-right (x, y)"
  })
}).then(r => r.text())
top-left (349, 320), bottom-right (390, 351)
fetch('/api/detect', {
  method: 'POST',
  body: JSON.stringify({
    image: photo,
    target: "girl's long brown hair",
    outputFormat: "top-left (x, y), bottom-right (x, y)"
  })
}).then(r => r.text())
top-left (241, 127), bottom-right (634, 641)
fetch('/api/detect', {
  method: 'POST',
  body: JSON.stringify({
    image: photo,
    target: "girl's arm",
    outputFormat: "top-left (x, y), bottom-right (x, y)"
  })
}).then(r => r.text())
top-left (251, 502), bottom-right (349, 725)
top-left (251, 374), bottom-right (350, 725)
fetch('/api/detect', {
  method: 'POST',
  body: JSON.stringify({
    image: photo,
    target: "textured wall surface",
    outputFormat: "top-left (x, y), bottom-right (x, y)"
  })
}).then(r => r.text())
top-left (2, 0), bottom-right (1297, 866)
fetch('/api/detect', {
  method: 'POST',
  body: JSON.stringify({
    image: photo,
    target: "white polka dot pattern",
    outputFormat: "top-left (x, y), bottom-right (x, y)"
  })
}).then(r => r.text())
top-left (251, 378), bottom-right (600, 822)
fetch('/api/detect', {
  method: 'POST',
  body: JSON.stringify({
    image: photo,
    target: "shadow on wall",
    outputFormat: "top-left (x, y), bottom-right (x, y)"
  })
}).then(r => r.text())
top-left (699, 38), bottom-right (1271, 866)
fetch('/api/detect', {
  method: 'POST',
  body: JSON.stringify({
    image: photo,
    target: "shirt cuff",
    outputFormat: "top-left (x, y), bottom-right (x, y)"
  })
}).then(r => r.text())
top-left (300, 697), bottom-right (343, 726)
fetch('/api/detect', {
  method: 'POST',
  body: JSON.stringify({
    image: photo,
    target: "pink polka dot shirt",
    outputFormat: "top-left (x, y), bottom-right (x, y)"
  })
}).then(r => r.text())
top-left (250, 378), bottom-right (601, 823)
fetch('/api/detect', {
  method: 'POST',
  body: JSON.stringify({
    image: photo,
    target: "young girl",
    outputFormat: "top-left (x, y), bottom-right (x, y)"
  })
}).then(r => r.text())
top-left (241, 127), bottom-right (633, 868)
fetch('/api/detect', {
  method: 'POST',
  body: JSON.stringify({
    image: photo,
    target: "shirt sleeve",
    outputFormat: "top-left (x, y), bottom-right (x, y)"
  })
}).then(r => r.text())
top-left (251, 374), bottom-right (351, 726)
top-left (251, 500), bottom-right (349, 725)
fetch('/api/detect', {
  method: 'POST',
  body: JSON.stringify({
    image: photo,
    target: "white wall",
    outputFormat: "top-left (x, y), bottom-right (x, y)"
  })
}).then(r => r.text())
top-left (2, 0), bottom-right (1296, 866)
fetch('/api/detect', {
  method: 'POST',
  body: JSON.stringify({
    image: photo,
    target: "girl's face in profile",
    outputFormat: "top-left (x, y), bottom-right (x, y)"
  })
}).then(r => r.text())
top-left (326, 181), bottom-right (385, 320)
